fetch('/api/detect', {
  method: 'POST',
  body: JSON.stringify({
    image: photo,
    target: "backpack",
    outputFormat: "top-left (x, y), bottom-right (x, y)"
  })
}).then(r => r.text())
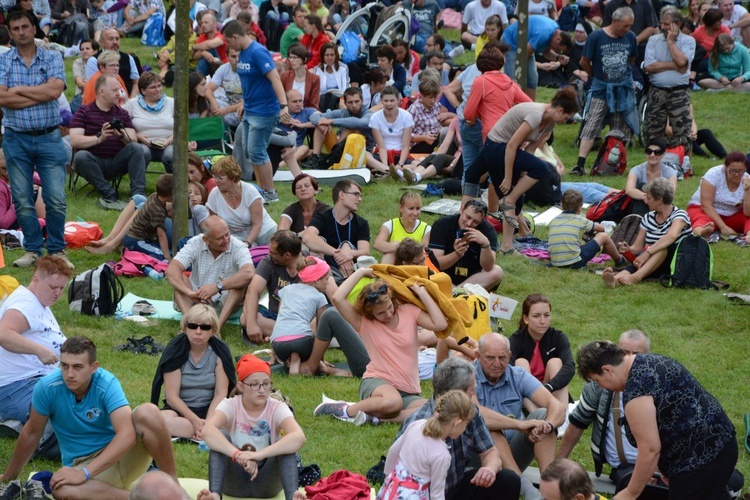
top-left (338, 31), bottom-right (362, 64)
top-left (57, 13), bottom-right (91, 48)
top-left (609, 213), bottom-right (642, 247)
top-left (68, 263), bottom-right (124, 316)
top-left (525, 161), bottom-right (561, 207)
top-left (586, 190), bottom-right (632, 224)
top-left (660, 234), bottom-right (715, 289)
top-left (331, 133), bottom-right (366, 170)
top-left (591, 130), bottom-right (628, 176)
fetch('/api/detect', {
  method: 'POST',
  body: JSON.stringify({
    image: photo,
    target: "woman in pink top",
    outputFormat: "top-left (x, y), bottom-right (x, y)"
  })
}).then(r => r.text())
top-left (314, 267), bottom-right (448, 425)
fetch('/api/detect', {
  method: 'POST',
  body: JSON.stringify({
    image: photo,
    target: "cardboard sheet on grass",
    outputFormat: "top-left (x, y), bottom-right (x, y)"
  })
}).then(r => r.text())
top-left (117, 293), bottom-right (268, 324)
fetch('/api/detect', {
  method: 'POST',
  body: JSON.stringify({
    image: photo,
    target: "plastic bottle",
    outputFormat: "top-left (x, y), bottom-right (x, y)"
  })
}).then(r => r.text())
top-left (340, 153), bottom-right (353, 170)
top-left (198, 441), bottom-right (210, 452)
top-left (681, 156), bottom-right (692, 178)
top-left (143, 265), bottom-right (164, 280)
top-left (403, 83), bottom-right (411, 97)
top-left (607, 144), bottom-right (620, 167)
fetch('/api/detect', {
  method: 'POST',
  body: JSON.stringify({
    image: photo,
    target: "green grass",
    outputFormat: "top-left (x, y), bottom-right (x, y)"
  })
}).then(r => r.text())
top-left (2, 36), bottom-right (749, 495)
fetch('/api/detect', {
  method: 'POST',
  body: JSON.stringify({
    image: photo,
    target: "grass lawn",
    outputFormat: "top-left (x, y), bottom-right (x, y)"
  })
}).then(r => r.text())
top-left (1, 36), bottom-right (748, 497)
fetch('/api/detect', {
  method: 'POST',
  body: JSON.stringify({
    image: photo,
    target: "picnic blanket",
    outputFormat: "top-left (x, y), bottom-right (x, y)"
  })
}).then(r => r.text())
top-left (116, 293), bottom-right (268, 324)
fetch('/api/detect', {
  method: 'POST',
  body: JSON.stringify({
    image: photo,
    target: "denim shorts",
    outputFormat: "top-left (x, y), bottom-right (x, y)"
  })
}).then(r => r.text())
top-left (569, 239), bottom-right (602, 269)
top-left (0, 376), bottom-right (41, 422)
top-left (242, 114), bottom-right (279, 166)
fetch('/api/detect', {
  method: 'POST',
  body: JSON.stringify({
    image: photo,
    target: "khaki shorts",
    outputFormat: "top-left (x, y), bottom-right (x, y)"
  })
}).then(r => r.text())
top-left (72, 440), bottom-right (152, 489)
top-left (359, 377), bottom-right (422, 410)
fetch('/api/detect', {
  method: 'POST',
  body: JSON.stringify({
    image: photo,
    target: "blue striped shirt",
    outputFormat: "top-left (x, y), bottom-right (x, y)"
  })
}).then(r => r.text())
top-left (0, 47), bottom-right (64, 132)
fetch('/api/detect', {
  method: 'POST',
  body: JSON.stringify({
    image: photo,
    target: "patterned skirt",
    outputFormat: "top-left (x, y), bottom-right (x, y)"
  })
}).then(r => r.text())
top-left (376, 459), bottom-right (430, 500)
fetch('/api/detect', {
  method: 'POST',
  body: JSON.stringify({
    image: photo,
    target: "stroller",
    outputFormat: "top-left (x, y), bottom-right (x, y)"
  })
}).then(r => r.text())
top-left (334, 2), bottom-right (413, 67)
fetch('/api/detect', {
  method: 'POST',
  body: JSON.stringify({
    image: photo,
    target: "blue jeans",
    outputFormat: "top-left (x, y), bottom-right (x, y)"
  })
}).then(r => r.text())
top-left (0, 376), bottom-right (41, 422)
top-left (2, 128), bottom-right (68, 255)
top-left (560, 182), bottom-right (611, 203)
top-left (197, 48), bottom-right (220, 76)
top-left (459, 118), bottom-right (483, 183)
top-left (241, 114), bottom-right (279, 166)
top-left (413, 32), bottom-right (429, 53)
top-left (504, 49), bottom-right (539, 89)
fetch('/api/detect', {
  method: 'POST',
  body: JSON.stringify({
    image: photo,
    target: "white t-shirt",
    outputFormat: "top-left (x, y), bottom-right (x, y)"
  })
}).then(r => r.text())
top-left (369, 108), bottom-right (415, 151)
top-left (271, 284), bottom-right (329, 341)
top-left (122, 96), bottom-right (175, 140)
top-left (525, 0), bottom-right (553, 16)
top-left (216, 395), bottom-right (293, 452)
top-left (688, 165), bottom-right (750, 216)
top-left (0, 286), bottom-right (66, 387)
top-left (210, 63), bottom-right (243, 106)
top-left (292, 79), bottom-right (306, 101)
top-left (463, 0), bottom-right (508, 35)
top-left (723, 5), bottom-right (749, 43)
top-left (206, 182), bottom-right (278, 242)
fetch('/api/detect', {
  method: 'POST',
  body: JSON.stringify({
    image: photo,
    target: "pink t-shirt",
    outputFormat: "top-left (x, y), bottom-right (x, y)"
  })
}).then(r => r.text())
top-left (360, 303), bottom-right (421, 395)
top-left (216, 395), bottom-right (293, 452)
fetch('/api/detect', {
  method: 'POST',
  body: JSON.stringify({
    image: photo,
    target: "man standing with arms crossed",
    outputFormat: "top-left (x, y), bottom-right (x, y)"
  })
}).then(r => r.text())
top-left (0, 11), bottom-right (72, 269)
top-left (222, 20), bottom-right (290, 204)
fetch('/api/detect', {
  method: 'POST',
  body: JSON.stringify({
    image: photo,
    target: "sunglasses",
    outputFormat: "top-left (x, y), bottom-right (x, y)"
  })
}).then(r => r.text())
top-left (186, 322), bottom-right (213, 331)
top-left (366, 284), bottom-right (388, 303)
top-left (465, 199), bottom-right (488, 215)
top-left (645, 148), bottom-right (664, 156)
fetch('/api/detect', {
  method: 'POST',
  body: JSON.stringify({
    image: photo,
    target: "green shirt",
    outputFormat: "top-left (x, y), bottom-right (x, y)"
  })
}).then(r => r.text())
top-left (280, 24), bottom-right (304, 57)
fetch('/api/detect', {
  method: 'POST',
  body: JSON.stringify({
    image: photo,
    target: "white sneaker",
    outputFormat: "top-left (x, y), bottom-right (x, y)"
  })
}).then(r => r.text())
top-left (12, 251), bottom-right (38, 268)
top-left (448, 45), bottom-right (465, 58)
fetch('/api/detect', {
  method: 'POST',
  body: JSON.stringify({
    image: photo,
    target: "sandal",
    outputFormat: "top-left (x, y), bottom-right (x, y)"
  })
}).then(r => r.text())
top-left (499, 247), bottom-right (522, 257)
top-left (499, 198), bottom-right (519, 230)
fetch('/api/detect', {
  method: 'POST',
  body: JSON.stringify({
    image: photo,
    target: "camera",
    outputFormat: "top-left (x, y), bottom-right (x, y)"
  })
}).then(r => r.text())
top-left (109, 118), bottom-right (124, 131)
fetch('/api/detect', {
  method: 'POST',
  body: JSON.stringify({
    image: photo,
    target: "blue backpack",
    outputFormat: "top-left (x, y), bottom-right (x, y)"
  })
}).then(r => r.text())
top-left (338, 31), bottom-right (362, 64)
top-left (141, 12), bottom-right (165, 47)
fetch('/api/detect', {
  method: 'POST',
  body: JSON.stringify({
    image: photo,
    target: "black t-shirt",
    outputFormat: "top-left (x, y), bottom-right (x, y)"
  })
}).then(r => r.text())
top-left (309, 208), bottom-right (370, 269)
top-left (428, 214), bottom-right (499, 285)
top-left (254, 254), bottom-right (300, 314)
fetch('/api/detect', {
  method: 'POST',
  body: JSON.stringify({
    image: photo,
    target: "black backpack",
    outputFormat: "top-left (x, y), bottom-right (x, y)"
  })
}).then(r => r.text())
top-left (526, 161), bottom-right (562, 207)
top-left (68, 263), bottom-right (124, 316)
top-left (660, 235), bottom-right (714, 289)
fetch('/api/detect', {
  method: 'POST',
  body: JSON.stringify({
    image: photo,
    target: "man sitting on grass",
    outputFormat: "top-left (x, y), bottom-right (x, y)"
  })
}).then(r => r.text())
top-left (0, 336), bottom-right (178, 499)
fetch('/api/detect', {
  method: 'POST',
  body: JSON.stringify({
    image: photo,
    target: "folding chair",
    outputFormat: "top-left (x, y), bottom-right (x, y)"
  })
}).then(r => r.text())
top-left (188, 116), bottom-right (229, 158)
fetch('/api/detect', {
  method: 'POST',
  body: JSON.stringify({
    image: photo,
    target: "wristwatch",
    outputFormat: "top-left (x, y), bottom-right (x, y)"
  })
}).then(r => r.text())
top-left (216, 281), bottom-right (224, 292)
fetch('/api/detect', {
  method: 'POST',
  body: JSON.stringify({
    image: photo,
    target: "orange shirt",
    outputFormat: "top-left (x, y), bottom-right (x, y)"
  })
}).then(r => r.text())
top-left (82, 71), bottom-right (129, 106)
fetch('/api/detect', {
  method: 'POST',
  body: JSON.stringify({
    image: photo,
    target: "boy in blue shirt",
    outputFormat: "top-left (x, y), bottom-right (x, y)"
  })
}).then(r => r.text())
top-left (0, 336), bottom-right (178, 498)
top-left (548, 189), bottom-right (626, 268)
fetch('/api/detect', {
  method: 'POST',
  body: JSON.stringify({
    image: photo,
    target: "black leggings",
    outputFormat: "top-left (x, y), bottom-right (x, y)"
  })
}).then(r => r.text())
top-left (692, 129), bottom-right (727, 159)
top-left (667, 438), bottom-right (738, 500)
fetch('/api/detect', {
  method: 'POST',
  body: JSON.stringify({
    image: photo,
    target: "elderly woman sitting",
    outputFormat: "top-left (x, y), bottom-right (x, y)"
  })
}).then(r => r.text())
top-left (688, 151), bottom-right (750, 241)
top-left (81, 50), bottom-right (128, 106)
top-left (602, 177), bottom-right (692, 288)
top-left (123, 71), bottom-right (178, 173)
top-left (206, 156), bottom-right (278, 247)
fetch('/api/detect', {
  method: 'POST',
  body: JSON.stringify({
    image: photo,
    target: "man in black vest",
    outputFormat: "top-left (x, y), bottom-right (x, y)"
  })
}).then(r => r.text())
top-left (85, 28), bottom-right (140, 97)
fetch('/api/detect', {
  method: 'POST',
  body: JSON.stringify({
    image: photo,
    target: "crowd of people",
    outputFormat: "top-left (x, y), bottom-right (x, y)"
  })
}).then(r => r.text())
top-left (1, 0), bottom-right (749, 497)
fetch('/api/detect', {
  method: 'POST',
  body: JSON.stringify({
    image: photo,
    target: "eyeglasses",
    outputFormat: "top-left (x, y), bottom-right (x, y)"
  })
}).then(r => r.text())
top-left (241, 380), bottom-right (271, 391)
top-left (213, 174), bottom-right (227, 181)
top-left (365, 284), bottom-right (388, 303)
top-left (145, 84), bottom-right (162, 90)
top-left (186, 322), bottom-right (212, 331)
top-left (645, 148), bottom-right (664, 156)
top-left (726, 168), bottom-right (746, 176)
top-left (105, 63), bottom-right (120, 68)
top-left (343, 191), bottom-right (362, 198)
top-left (465, 199), bottom-right (488, 215)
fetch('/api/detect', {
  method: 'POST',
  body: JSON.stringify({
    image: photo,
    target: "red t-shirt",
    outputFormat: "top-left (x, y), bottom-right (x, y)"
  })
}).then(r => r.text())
top-left (196, 32), bottom-right (228, 63)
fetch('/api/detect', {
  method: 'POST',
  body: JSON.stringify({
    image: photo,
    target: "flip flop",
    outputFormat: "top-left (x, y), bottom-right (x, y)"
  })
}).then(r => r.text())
top-left (744, 413), bottom-right (750, 454)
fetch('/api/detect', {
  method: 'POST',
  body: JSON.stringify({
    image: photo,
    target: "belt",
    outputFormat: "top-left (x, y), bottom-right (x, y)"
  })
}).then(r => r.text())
top-left (652, 84), bottom-right (689, 91)
top-left (11, 126), bottom-right (58, 136)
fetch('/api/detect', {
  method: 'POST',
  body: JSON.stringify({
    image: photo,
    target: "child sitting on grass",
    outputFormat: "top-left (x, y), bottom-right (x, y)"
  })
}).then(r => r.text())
top-left (548, 189), bottom-right (626, 269)
top-left (122, 173), bottom-right (173, 261)
top-left (408, 79), bottom-right (442, 155)
top-left (377, 390), bottom-right (475, 500)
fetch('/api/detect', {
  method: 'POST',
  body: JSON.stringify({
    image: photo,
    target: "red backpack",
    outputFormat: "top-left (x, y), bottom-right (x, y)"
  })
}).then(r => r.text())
top-left (586, 190), bottom-right (633, 223)
top-left (591, 130), bottom-right (628, 176)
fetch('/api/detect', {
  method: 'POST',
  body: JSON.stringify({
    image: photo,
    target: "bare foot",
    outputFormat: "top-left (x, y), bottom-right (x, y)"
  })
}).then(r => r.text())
top-left (693, 222), bottom-right (715, 238)
top-left (293, 492), bottom-right (307, 500)
top-left (602, 267), bottom-right (617, 289)
top-left (197, 489), bottom-right (221, 500)
top-left (617, 271), bottom-right (640, 286)
top-left (88, 239), bottom-right (108, 247)
top-left (288, 353), bottom-right (301, 375)
top-left (84, 242), bottom-right (119, 254)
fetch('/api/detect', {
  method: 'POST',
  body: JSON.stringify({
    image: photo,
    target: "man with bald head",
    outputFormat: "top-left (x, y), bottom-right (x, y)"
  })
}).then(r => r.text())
top-left (557, 330), bottom-right (657, 493)
top-left (166, 216), bottom-right (255, 332)
top-left (193, 12), bottom-right (228, 76)
top-left (473, 332), bottom-right (566, 499)
top-left (540, 459), bottom-right (607, 500)
top-left (85, 28), bottom-right (140, 96)
top-left (277, 89), bottom-right (317, 162)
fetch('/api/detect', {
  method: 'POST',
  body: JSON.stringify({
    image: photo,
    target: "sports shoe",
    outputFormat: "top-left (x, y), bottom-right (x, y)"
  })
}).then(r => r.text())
top-left (0, 420), bottom-right (22, 438)
top-left (313, 401), bottom-right (350, 421)
top-left (388, 163), bottom-right (402, 182)
top-left (448, 45), bottom-right (464, 58)
top-left (0, 480), bottom-right (21, 500)
top-left (422, 184), bottom-right (443, 198)
top-left (23, 479), bottom-right (47, 500)
top-left (570, 166), bottom-right (586, 176)
top-left (261, 189), bottom-right (279, 204)
top-left (402, 168), bottom-right (416, 185)
top-left (49, 251), bottom-right (75, 270)
top-left (12, 251), bottom-right (39, 268)
top-left (98, 197), bottom-right (128, 211)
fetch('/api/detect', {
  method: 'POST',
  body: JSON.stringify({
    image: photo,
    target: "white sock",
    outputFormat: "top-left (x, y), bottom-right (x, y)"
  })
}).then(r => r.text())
top-left (397, 169), bottom-right (404, 177)
top-left (415, 173), bottom-right (422, 182)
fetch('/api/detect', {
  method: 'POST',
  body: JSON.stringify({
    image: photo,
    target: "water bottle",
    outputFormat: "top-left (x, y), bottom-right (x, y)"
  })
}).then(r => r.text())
top-left (340, 153), bottom-right (353, 170)
top-left (601, 221), bottom-right (617, 235)
top-left (403, 83), bottom-right (411, 97)
top-left (198, 441), bottom-right (210, 452)
top-left (607, 144), bottom-right (620, 167)
top-left (681, 156), bottom-right (692, 178)
top-left (143, 265), bottom-right (164, 280)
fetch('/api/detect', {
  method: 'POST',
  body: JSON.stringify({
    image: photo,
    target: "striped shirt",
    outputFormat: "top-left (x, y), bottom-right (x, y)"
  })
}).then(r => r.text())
top-left (0, 47), bottom-right (64, 132)
top-left (640, 207), bottom-right (691, 246)
top-left (548, 212), bottom-right (595, 266)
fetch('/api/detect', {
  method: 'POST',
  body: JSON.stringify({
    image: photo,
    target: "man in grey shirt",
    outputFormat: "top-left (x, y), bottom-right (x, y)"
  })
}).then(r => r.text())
top-left (643, 6), bottom-right (695, 153)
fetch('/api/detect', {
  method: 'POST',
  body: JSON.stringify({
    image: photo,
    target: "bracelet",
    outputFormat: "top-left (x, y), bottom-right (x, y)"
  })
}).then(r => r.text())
top-left (232, 449), bottom-right (242, 462)
top-left (544, 383), bottom-right (554, 392)
top-left (83, 466), bottom-right (91, 481)
top-left (544, 420), bottom-right (556, 433)
top-left (481, 243), bottom-right (490, 249)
